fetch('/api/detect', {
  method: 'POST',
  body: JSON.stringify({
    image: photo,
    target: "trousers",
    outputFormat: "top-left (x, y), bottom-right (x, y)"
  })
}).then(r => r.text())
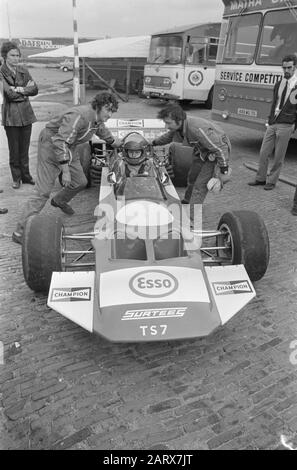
top-left (256, 123), bottom-right (294, 185)
top-left (18, 128), bottom-right (88, 229)
top-left (183, 155), bottom-right (216, 204)
top-left (4, 125), bottom-right (33, 182)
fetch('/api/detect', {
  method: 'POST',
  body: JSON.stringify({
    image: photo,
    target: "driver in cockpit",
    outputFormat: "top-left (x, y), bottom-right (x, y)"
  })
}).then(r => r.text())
top-left (108, 134), bottom-right (155, 185)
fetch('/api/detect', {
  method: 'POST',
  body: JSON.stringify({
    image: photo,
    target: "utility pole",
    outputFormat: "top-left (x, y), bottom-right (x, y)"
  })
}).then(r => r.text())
top-left (6, 0), bottom-right (12, 41)
top-left (72, 0), bottom-right (80, 105)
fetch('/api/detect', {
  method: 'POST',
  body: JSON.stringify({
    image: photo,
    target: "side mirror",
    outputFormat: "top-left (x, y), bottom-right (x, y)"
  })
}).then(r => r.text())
top-left (107, 172), bottom-right (117, 184)
top-left (161, 173), bottom-right (169, 184)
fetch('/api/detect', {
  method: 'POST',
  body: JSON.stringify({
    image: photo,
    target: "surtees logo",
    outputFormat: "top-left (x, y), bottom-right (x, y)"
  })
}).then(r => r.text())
top-left (122, 307), bottom-right (187, 320)
top-left (212, 280), bottom-right (252, 295)
top-left (129, 270), bottom-right (178, 298)
top-left (51, 287), bottom-right (91, 302)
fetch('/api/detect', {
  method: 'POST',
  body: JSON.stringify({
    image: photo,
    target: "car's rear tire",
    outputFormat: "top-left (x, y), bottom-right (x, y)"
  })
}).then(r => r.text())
top-left (216, 210), bottom-right (269, 281)
top-left (22, 214), bottom-right (64, 293)
top-left (168, 143), bottom-right (193, 187)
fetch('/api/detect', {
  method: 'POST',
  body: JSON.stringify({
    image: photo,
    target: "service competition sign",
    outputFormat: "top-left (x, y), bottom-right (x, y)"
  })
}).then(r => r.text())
top-left (216, 69), bottom-right (283, 85)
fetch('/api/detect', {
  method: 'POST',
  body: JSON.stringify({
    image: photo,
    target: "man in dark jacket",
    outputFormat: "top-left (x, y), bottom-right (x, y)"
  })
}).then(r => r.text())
top-left (12, 91), bottom-right (122, 244)
top-left (152, 103), bottom-right (231, 223)
top-left (248, 55), bottom-right (297, 190)
top-left (0, 41), bottom-right (38, 188)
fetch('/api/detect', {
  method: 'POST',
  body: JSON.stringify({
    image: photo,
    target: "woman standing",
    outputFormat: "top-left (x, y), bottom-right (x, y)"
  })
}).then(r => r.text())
top-left (0, 41), bottom-right (38, 188)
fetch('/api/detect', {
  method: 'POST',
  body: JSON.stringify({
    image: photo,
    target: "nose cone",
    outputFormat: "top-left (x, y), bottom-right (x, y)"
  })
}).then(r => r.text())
top-left (116, 201), bottom-right (174, 228)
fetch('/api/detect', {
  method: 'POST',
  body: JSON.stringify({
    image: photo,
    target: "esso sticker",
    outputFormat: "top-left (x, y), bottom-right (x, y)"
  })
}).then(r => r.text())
top-left (129, 270), bottom-right (178, 298)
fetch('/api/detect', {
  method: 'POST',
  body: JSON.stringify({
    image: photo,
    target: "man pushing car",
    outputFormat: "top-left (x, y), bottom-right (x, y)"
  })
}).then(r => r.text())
top-left (12, 91), bottom-right (122, 244)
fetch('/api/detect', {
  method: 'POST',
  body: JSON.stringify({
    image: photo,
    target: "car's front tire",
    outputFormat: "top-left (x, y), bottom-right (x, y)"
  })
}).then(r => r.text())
top-left (216, 210), bottom-right (270, 281)
top-left (22, 214), bottom-right (64, 293)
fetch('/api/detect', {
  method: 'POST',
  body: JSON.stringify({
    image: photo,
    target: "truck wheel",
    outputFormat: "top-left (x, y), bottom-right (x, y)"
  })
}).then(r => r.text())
top-left (216, 210), bottom-right (269, 281)
top-left (22, 214), bottom-right (64, 293)
top-left (205, 87), bottom-right (213, 109)
top-left (168, 143), bottom-right (193, 187)
top-left (178, 99), bottom-right (192, 106)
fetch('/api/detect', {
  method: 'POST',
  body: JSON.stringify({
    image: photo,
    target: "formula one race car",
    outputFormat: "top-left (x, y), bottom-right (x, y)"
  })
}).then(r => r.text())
top-left (22, 120), bottom-right (269, 342)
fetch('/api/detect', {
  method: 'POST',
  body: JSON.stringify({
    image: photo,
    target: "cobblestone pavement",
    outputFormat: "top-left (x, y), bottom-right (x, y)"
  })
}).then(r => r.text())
top-left (0, 96), bottom-right (297, 450)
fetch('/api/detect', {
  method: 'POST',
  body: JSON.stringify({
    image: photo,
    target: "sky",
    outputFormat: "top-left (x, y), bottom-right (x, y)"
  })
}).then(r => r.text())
top-left (0, 0), bottom-right (223, 38)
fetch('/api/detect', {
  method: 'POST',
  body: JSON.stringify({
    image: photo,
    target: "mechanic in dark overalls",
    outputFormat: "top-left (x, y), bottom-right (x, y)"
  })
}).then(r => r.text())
top-left (152, 103), bottom-right (232, 221)
top-left (12, 91), bottom-right (122, 244)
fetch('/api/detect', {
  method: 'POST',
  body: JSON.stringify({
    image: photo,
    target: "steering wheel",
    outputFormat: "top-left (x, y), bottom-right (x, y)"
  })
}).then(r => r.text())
top-left (122, 131), bottom-right (144, 143)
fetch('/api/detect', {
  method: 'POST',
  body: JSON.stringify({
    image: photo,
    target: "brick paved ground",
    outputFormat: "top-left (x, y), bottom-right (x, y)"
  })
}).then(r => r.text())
top-left (0, 92), bottom-right (297, 450)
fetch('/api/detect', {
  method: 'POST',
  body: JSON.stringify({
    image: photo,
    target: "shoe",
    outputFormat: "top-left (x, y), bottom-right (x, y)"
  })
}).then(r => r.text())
top-left (248, 180), bottom-right (266, 186)
top-left (51, 198), bottom-right (75, 215)
top-left (22, 178), bottom-right (35, 185)
top-left (12, 181), bottom-right (21, 189)
top-left (0, 208), bottom-right (8, 214)
top-left (12, 231), bottom-right (22, 244)
top-left (264, 183), bottom-right (275, 190)
top-left (291, 207), bottom-right (297, 216)
top-left (181, 199), bottom-right (190, 204)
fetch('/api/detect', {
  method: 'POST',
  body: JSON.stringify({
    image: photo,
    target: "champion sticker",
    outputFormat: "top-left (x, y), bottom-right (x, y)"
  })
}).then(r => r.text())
top-left (50, 287), bottom-right (91, 302)
top-left (117, 119), bottom-right (144, 128)
top-left (122, 307), bottom-right (187, 320)
top-left (212, 280), bottom-right (252, 295)
top-left (188, 70), bottom-right (203, 86)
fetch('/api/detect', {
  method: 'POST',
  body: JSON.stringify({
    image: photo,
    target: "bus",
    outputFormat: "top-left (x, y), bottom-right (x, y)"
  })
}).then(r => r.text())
top-left (212, 0), bottom-right (297, 133)
top-left (143, 23), bottom-right (221, 108)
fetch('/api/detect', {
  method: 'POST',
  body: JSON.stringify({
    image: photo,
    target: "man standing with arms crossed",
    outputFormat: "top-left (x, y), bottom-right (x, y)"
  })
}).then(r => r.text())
top-left (248, 55), bottom-right (297, 191)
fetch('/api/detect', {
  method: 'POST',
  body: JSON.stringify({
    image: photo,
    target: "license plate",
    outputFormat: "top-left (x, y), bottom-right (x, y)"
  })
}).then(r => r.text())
top-left (237, 108), bottom-right (257, 117)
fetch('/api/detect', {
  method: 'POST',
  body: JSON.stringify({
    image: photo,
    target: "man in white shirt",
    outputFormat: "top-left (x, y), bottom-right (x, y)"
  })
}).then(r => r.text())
top-left (248, 55), bottom-right (297, 190)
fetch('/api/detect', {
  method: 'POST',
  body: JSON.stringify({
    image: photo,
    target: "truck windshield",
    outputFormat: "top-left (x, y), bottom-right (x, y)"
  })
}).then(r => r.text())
top-left (257, 9), bottom-right (297, 65)
top-left (219, 13), bottom-right (261, 65)
top-left (148, 35), bottom-right (183, 64)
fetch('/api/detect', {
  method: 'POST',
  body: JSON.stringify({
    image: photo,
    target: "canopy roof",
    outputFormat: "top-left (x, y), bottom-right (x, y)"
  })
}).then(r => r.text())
top-left (28, 35), bottom-right (151, 59)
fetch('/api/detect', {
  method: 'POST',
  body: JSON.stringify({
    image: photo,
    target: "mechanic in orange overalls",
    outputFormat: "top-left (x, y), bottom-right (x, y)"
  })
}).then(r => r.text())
top-left (12, 91), bottom-right (122, 244)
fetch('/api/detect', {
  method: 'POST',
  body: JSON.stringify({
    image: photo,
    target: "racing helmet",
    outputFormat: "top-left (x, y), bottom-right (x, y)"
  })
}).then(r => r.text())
top-left (123, 134), bottom-right (148, 166)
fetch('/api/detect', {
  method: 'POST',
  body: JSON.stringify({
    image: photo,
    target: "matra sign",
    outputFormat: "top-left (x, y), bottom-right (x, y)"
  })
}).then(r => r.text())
top-left (129, 269), bottom-right (178, 298)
